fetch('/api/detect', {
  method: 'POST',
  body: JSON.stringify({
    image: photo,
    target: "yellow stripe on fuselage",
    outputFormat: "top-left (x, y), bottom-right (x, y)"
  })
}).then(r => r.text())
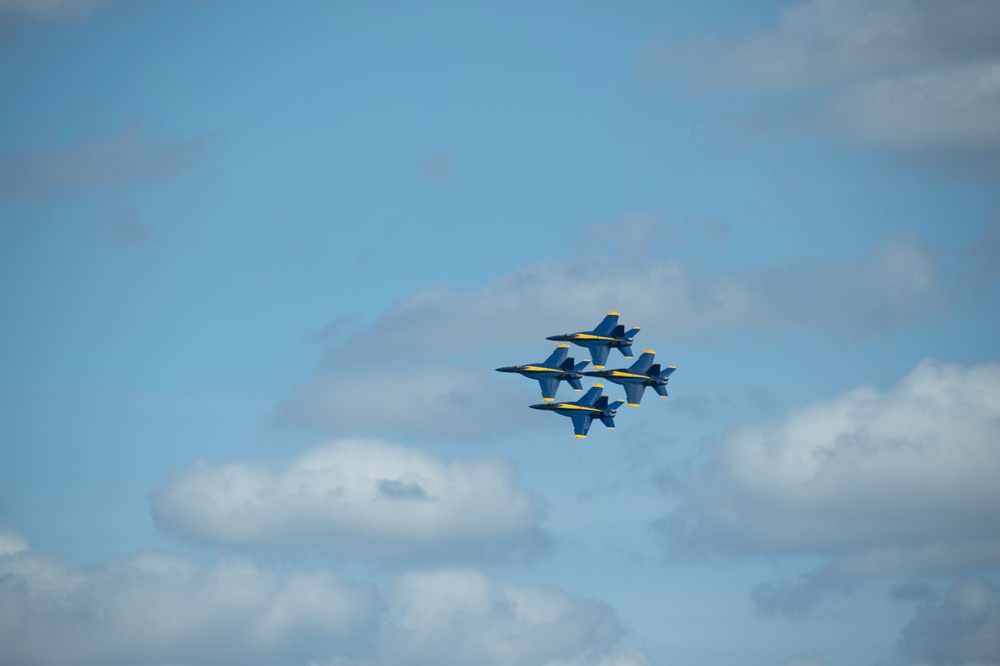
top-left (554, 404), bottom-right (601, 412)
top-left (572, 334), bottom-right (616, 341)
top-left (522, 366), bottom-right (560, 373)
top-left (609, 371), bottom-right (648, 379)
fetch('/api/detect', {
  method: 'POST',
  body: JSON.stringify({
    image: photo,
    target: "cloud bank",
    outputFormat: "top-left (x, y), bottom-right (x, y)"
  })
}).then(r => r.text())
top-left (345, 235), bottom-right (942, 354)
top-left (152, 438), bottom-right (548, 564)
top-left (0, 534), bottom-right (650, 666)
top-left (657, 359), bottom-right (1000, 611)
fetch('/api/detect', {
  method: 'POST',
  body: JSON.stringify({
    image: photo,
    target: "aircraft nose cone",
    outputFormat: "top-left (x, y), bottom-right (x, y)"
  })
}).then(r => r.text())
top-left (529, 404), bottom-right (545, 410)
top-left (496, 367), bottom-right (512, 372)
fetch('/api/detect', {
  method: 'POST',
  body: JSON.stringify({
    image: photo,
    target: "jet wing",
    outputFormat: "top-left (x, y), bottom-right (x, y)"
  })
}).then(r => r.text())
top-left (624, 383), bottom-right (646, 407)
top-left (571, 414), bottom-right (593, 438)
top-left (588, 344), bottom-right (611, 369)
top-left (537, 377), bottom-right (560, 401)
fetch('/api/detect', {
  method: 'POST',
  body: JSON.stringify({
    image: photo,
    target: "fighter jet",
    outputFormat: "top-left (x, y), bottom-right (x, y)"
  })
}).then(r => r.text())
top-left (583, 350), bottom-right (676, 407)
top-left (495, 344), bottom-right (590, 401)
top-left (530, 384), bottom-right (625, 438)
top-left (546, 312), bottom-right (640, 369)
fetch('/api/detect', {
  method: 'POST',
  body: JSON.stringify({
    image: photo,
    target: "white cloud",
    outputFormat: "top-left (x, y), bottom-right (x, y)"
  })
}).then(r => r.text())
top-left (898, 577), bottom-right (1000, 666)
top-left (645, 0), bottom-right (1000, 179)
top-left (152, 438), bottom-right (548, 564)
top-left (279, 363), bottom-right (534, 439)
top-left (658, 359), bottom-right (1000, 575)
top-left (0, 536), bottom-right (650, 666)
top-left (376, 568), bottom-right (652, 666)
top-left (0, 545), bottom-right (380, 666)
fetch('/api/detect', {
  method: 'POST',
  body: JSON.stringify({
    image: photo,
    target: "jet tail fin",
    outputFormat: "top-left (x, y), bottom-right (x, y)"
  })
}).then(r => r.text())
top-left (542, 345), bottom-right (570, 368)
top-left (593, 313), bottom-right (619, 336)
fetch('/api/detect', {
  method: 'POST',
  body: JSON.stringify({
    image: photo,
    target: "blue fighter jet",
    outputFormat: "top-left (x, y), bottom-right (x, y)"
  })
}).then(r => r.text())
top-left (546, 312), bottom-right (640, 369)
top-left (495, 344), bottom-right (591, 401)
top-left (583, 350), bottom-right (676, 407)
top-left (530, 384), bottom-right (625, 438)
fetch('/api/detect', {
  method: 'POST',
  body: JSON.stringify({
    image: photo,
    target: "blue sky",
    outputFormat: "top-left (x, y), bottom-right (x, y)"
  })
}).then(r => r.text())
top-left (1, 1), bottom-right (999, 665)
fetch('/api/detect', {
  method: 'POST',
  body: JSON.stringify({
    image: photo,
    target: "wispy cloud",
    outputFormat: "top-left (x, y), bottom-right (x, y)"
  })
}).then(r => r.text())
top-left (0, 0), bottom-right (121, 38)
top-left (645, 0), bottom-right (1000, 180)
top-left (0, 120), bottom-right (214, 199)
top-left (898, 577), bottom-right (1000, 666)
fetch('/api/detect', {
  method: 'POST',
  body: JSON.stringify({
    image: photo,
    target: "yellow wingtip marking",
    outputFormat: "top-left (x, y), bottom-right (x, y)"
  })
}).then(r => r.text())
top-left (607, 311), bottom-right (619, 315)
top-left (542, 397), bottom-right (554, 401)
top-left (660, 395), bottom-right (668, 398)
top-left (668, 365), bottom-right (677, 369)
top-left (557, 343), bottom-right (570, 348)
top-left (574, 434), bottom-right (587, 439)
top-left (593, 365), bottom-right (604, 369)
top-left (628, 404), bottom-right (640, 407)
top-left (574, 389), bottom-right (582, 392)
top-left (643, 349), bottom-right (656, 354)
top-left (592, 384), bottom-right (604, 388)
top-left (607, 427), bottom-right (615, 430)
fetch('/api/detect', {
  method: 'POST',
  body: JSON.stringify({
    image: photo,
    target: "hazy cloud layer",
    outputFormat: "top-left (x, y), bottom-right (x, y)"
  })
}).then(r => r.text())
top-left (779, 653), bottom-right (833, 666)
top-left (280, 363), bottom-right (535, 439)
top-left (657, 359), bottom-right (1000, 609)
top-left (152, 439), bottom-right (548, 564)
top-left (898, 577), bottom-right (1000, 666)
top-left (0, 120), bottom-right (214, 199)
top-left (348, 235), bottom-right (942, 355)
top-left (646, 0), bottom-right (1000, 179)
top-left (0, 0), bottom-right (115, 33)
top-left (0, 536), bottom-right (650, 666)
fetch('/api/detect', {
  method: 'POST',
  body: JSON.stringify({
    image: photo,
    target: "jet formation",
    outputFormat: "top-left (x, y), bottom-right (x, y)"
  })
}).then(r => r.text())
top-left (497, 312), bottom-right (677, 438)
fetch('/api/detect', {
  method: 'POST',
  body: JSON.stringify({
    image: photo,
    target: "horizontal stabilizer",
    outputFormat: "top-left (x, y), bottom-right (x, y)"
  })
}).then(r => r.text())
top-left (573, 360), bottom-right (590, 373)
top-left (653, 384), bottom-right (669, 398)
top-left (567, 377), bottom-right (583, 391)
top-left (624, 327), bottom-right (640, 339)
top-left (619, 345), bottom-right (634, 358)
top-left (608, 400), bottom-right (625, 411)
top-left (600, 416), bottom-right (616, 429)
